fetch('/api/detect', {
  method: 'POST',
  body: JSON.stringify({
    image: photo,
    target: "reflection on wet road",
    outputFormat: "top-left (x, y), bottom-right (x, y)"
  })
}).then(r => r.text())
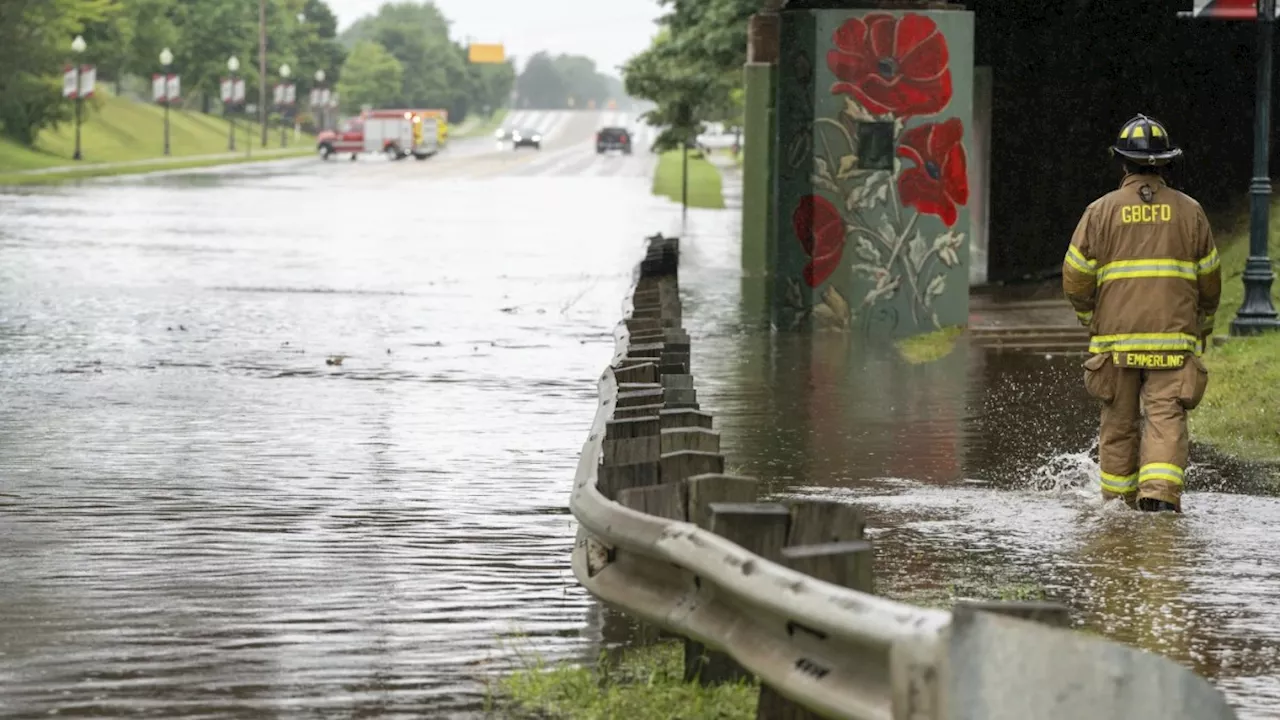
top-left (0, 111), bottom-right (676, 716)
top-left (677, 207), bottom-right (1280, 718)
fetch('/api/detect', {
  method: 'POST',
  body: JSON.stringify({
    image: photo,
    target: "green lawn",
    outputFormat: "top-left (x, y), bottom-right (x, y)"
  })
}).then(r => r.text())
top-left (652, 149), bottom-right (725, 209)
top-left (452, 109), bottom-right (508, 139)
top-left (0, 91), bottom-right (314, 180)
top-left (1190, 198), bottom-right (1280, 462)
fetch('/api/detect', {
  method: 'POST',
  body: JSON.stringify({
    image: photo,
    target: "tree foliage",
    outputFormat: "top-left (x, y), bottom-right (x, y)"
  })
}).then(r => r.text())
top-left (0, 0), bottom-right (122, 143)
top-left (0, 0), bottom-right (516, 145)
top-left (513, 51), bottom-right (626, 110)
top-left (623, 0), bottom-right (755, 151)
top-left (336, 40), bottom-right (403, 112)
top-left (338, 2), bottom-right (515, 120)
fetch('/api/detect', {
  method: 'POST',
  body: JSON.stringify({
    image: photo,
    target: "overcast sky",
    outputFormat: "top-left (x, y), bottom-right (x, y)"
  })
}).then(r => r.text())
top-left (324, 0), bottom-right (664, 77)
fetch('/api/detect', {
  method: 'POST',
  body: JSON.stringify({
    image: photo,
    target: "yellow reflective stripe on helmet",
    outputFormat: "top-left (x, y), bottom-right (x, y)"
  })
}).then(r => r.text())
top-left (1139, 463), bottom-right (1184, 486)
top-left (1150, 124), bottom-right (1163, 137)
top-left (1089, 332), bottom-right (1200, 354)
top-left (1101, 471), bottom-right (1138, 493)
top-left (1065, 245), bottom-right (1097, 275)
top-left (1097, 258), bottom-right (1197, 284)
top-left (1131, 125), bottom-right (1145, 138)
top-left (1197, 248), bottom-right (1221, 275)
top-left (1119, 125), bottom-right (1131, 139)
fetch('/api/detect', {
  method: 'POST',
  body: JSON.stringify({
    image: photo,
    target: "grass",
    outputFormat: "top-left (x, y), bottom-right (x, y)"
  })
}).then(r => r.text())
top-left (452, 109), bottom-right (508, 139)
top-left (0, 150), bottom-right (313, 186)
top-left (895, 326), bottom-right (964, 364)
top-left (1191, 332), bottom-right (1280, 462)
top-left (652, 149), bottom-right (725, 209)
top-left (1186, 197), bottom-right (1280, 462)
top-left (491, 642), bottom-right (757, 720)
top-left (0, 90), bottom-right (314, 183)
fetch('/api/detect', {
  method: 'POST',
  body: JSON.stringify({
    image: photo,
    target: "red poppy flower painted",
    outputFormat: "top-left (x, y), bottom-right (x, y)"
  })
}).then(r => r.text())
top-left (792, 194), bottom-right (845, 288)
top-left (896, 118), bottom-right (968, 227)
top-left (827, 13), bottom-right (952, 117)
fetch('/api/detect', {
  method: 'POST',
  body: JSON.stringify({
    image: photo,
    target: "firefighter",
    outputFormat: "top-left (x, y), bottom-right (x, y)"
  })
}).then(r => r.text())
top-left (1063, 114), bottom-right (1221, 513)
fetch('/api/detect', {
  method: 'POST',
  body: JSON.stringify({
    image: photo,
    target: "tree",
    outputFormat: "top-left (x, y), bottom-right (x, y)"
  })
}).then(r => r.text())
top-left (515, 52), bottom-right (566, 109)
top-left (0, 0), bottom-right (122, 143)
top-left (623, 0), bottom-right (755, 151)
top-left (336, 40), bottom-right (402, 112)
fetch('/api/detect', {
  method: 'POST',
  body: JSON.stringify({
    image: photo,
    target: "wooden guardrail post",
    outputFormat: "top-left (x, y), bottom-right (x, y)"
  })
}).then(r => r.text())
top-left (757, 501), bottom-right (873, 719)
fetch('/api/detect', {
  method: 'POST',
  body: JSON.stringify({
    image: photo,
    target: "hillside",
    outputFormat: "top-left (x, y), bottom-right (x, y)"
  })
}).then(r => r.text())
top-left (0, 92), bottom-right (304, 173)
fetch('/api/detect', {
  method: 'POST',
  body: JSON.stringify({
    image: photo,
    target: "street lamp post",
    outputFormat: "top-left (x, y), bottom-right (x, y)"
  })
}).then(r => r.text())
top-left (160, 47), bottom-right (173, 156)
top-left (1232, 0), bottom-right (1280, 335)
top-left (314, 69), bottom-right (326, 131)
top-left (227, 56), bottom-right (240, 151)
top-left (279, 63), bottom-right (291, 148)
top-left (71, 35), bottom-right (87, 161)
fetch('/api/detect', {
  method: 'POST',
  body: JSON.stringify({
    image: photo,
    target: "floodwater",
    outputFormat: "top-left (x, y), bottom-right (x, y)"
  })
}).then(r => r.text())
top-left (678, 203), bottom-right (1280, 719)
top-left (2, 119), bottom-right (1277, 720)
top-left (0, 113), bottom-right (674, 718)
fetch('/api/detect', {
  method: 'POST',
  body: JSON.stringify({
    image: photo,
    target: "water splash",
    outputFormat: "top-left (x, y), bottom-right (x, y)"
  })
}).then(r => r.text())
top-left (1025, 437), bottom-right (1100, 495)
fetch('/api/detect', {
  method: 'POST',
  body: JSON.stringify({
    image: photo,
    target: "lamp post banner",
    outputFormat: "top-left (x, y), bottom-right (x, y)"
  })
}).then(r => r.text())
top-left (1182, 0), bottom-right (1280, 19)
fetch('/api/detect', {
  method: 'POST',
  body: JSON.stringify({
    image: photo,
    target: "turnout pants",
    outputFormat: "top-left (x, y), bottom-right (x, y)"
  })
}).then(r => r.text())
top-left (1082, 353), bottom-right (1209, 511)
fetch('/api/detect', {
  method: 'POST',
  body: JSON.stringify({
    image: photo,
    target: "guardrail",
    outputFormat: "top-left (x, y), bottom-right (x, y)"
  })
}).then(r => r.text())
top-left (568, 233), bottom-right (1239, 720)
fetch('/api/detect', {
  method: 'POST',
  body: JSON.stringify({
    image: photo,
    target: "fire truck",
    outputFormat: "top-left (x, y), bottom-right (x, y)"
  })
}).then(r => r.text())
top-left (316, 109), bottom-right (440, 161)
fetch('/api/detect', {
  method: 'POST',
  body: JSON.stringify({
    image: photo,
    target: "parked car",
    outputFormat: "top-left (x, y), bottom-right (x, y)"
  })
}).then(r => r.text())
top-left (596, 127), bottom-right (632, 154)
top-left (508, 127), bottom-right (541, 150)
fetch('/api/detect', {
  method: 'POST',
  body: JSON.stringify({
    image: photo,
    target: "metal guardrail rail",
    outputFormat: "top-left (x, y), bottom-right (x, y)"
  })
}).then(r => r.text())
top-left (568, 234), bottom-right (1239, 720)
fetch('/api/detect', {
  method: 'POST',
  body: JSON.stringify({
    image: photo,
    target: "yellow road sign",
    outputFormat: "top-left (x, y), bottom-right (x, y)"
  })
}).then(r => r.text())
top-left (468, 43), bottom-right (505, 64)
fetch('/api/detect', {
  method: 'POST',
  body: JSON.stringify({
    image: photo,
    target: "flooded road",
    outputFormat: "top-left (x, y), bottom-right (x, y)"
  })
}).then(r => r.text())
top-left (678, 204), bottom-right (1280, 718)
top-left (0, 111), bottom-right (674, 717)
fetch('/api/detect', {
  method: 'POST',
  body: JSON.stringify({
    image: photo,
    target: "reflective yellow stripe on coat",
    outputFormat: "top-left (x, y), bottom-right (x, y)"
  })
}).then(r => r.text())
top-left (1065, 245), bottom-right (1097, 275)
top-left (1097, 258), bottom-right (1197, 284)
top-left (1088, 332), bottom-right (1201, 355)
top-left (1198, 248), bottom-right (1221, 275)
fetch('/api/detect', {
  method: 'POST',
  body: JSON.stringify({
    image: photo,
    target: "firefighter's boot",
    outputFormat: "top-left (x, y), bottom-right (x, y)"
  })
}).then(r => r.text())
top-left (1138, 497), bottom-right (1178, 513)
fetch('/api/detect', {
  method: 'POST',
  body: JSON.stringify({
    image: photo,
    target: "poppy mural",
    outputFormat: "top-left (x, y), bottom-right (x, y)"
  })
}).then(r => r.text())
top-left (774, 8), bottom-right (974, 338)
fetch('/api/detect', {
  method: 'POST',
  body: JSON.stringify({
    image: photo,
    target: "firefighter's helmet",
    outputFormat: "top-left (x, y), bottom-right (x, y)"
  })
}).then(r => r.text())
top-left (1110, 114), bottom-right (1182, 166)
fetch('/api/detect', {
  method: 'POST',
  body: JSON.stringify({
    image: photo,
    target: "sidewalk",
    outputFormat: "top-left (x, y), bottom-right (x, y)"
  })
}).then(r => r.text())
top-left (7, 146), bottom-right (311, 176)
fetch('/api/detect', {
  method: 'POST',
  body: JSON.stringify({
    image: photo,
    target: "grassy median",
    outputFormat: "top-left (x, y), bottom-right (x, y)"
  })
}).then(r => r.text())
top-left (452, 109), bottom-right (508, 139)
top-left (491, 641), bottom-right (756, 719)
top-left (0, 91), bottom-right (313, 184)
top-left (652, 149), bottom-right (725, 209)
top-left (1188, 200), bottom-right (1280, 463)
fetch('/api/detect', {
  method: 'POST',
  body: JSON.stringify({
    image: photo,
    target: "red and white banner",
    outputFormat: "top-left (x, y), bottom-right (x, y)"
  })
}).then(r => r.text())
top-left (220, 78), bottom-right (247, 105)
top-left (152, 74), bottom-right (180, 103)
top-left (1181, 0), bottom-right (1279, 19)
top-left (62, 65), bottom-right (96, 98)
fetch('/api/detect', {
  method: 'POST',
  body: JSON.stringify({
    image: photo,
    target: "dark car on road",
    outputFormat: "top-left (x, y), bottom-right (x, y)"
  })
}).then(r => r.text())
top-left (596, 127), bottom-right (632, 155)
top-left (510, 127), bottom-right (542, 150)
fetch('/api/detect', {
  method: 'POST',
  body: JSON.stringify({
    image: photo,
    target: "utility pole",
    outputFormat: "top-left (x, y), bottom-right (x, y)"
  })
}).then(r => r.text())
top-left (259, 0), bottom-right (268, 148)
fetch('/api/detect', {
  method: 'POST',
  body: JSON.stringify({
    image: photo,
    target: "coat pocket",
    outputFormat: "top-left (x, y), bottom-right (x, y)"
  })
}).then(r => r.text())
top-left (1178, 355), bottom-right (1210, 410)
top-left (1082, 353), bottom-right (1117, 403)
